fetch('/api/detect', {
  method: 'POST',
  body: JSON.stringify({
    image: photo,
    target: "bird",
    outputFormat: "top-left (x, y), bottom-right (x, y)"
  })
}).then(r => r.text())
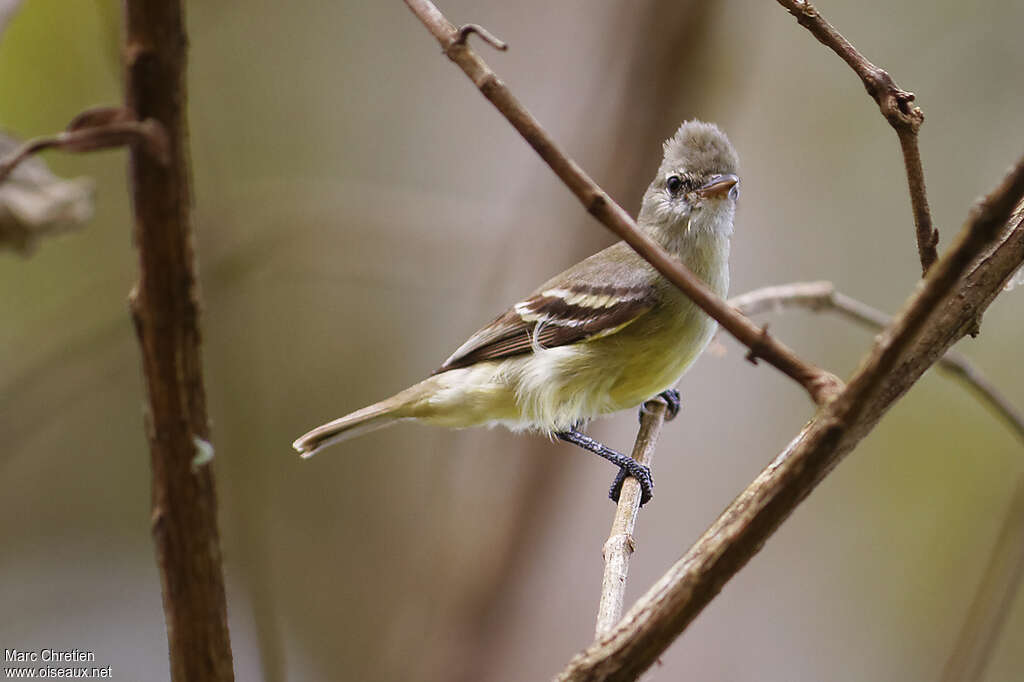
top-left (293, 120), bottom-right (739, 506)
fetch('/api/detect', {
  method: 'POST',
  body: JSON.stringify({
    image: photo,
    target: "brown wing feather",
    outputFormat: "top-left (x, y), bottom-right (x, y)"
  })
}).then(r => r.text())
top-left (436, 284), bottom-right (654, 373)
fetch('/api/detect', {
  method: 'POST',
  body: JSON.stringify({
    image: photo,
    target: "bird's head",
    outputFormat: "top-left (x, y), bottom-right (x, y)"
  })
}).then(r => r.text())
top-left (639, 120), bottom-right (740, 245)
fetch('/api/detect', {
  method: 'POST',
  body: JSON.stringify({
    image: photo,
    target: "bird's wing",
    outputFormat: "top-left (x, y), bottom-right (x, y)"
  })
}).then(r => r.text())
top-left (436, 243), bottom-right (657, 373)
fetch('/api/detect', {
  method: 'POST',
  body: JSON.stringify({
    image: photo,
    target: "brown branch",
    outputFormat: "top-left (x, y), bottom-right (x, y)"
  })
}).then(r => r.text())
top-left (596, 398), bottom-right (668, 638)
top-left (775, 0), bottom-right (939, 274)
top-left (0, 108), bottom-right (168, 183)
top-left (941, 479), bottom-right (1024, 682)
top-left (402, 0), bottom-right (841, 406)
top-left (124, 2), bottom-right (234, 681)
top-left (729, 281), bottom-right (1024, 445)
top-left (556, 159), bottom-right (1024, 681)
top-left (732, 279), bottom-right (1024, 682)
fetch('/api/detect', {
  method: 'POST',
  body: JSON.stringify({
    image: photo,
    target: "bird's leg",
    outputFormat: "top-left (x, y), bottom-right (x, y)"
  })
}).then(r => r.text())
top-left (638, 388), bottom-right (681, 423)
top-left (555, 428), bottom-right (653, 505)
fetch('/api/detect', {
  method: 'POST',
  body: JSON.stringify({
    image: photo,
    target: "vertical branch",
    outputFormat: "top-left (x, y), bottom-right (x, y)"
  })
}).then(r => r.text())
top-left (596, 399), bottom-right (668, 637)
top-left (124, 1), bottom-right (235, 681)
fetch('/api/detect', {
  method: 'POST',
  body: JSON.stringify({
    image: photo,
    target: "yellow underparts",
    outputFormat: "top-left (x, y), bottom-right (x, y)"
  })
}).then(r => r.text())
top-left (404, 284), bottom-right (720, 434)
top-left (405, 234), bottom-right (729, 434)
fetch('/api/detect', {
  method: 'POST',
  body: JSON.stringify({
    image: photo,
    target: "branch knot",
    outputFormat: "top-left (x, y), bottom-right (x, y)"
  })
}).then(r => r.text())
top-left (586, 192), bottom-right (608, 217)
top-left (744, 324), bottom-right (772, 365)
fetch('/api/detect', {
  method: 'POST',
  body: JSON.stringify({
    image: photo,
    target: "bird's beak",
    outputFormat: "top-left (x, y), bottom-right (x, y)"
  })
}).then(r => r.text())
top-left (695, 173), bottom-right (739, 199)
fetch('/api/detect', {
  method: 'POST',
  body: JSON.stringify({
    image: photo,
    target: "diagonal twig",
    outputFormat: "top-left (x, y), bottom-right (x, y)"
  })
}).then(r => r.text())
top-left (728, 281), bottom-right (1024, 445)
top-left (774, 0), bottom-right (938, 274)
top-left (402, 0), bottom-right (841, 406)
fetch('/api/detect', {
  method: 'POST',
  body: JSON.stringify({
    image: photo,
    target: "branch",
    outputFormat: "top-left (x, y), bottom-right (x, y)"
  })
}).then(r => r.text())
top-left (0, 107), bottom-right (168, 183)
top-left (596, 398), bottom-right (668, 638)
top-left (556, 158), bottom-right (1024, 681)
top-left (941, 479), bottom-right (1024, 682)
top-left (728, 282), bottom-right (1024, 682)
top-left (402, 0), bottom-right (841, 406)
top-left (729, 281), bottom-right (1024, 445)
top-left (123, 2), bottom-right (234, 681)
top-left (775, 0), bottom-right (938, 274)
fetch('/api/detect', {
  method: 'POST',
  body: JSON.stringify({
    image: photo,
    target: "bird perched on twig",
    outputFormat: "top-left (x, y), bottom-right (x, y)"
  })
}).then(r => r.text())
top-left (293, 120), bottom-right (740, 506)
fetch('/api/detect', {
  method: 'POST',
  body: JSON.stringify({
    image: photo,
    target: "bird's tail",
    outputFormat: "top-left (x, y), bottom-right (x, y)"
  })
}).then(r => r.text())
top-left (293, 367), bottom-right (506, 457)
top-left (292, 382), bottom-right (425, 457)
top-left (291, 403), bottom-right (395, 458)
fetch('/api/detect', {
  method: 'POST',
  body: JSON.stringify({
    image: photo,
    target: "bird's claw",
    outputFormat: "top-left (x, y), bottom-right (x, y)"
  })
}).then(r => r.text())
top-left (638, 389), bottom-right (681, 423)
top-left (659, 389), bottom-right (681, 420)
top-left (609, 461), bottom-right (654, 506)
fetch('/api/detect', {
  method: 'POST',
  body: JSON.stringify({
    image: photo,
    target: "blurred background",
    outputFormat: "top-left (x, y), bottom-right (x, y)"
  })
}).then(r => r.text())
top-left (2, 1), bottom-right (1022, 680)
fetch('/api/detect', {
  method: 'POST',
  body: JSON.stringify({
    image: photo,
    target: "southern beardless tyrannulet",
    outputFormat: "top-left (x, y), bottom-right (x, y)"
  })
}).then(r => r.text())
top-left (293, 120), bottom-right (740, 505)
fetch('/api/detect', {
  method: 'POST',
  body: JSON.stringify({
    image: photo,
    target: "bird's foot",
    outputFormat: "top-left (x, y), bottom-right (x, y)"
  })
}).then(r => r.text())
top-left (555, 428), bottom-right (654, 506)
top-left (608, 460), bottom-right (654, 506)
top-left (638, 388), bottom-right (681, 423)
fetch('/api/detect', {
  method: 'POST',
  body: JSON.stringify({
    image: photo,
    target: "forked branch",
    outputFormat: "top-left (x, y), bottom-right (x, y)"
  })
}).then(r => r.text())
top-left (0, 107), bottom-right (168, 183)
top-left (774, 0), bottom-right (938, 274)
top-left (729, 281), bottom-right (1024, 444)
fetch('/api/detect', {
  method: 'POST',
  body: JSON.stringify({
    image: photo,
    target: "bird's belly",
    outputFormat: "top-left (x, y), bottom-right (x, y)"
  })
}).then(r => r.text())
top-left (603, 306), bottom-right (717, 411)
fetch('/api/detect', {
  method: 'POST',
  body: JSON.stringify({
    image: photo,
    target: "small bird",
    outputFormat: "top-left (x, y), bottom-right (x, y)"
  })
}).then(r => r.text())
top-left (293, 120), bottom-right (739, 505)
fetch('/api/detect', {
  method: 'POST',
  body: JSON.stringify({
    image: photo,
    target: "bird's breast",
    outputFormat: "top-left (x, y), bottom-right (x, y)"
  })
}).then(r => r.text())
top-left (605, 240), bottom-right (728, 410)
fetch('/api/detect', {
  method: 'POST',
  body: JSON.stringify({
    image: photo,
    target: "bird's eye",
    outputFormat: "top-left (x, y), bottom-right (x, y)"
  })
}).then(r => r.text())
top-left (666, 175), bottom-right (683, 195)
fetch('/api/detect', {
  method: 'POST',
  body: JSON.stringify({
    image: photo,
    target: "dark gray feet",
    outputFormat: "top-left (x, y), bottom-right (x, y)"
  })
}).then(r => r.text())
top-left (556, 428), bottom-right (653, 506)
top-left (638, 388), bottom-right (681, 423)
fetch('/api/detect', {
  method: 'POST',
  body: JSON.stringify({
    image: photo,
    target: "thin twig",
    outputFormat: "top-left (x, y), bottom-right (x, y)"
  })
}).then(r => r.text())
top-left (596, 398), bottom-right (668, 638)
top-left (729, 281), bottom-right (1024, 445)
top-left (556, 159), bottom-right (1024, 681)
top-left (0, 111), bottom-right (168, 183)
top-left (402, 0), bottom-right (841, 406)
top-left (941, 479), bottom-right (1024, 682)
top-left (124, 1), bottom-right (234, 680)
top-left (453, 23), bottom-right (507, 50)
top-left (774, 0), bottom-right (939, 274)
